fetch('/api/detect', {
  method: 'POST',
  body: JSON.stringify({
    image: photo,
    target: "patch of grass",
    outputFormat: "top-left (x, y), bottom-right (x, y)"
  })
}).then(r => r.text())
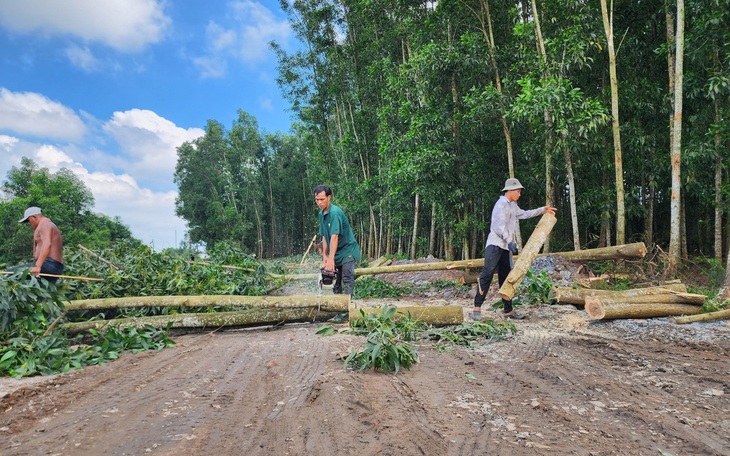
top-left (317, 305), bottom-right (517, 374)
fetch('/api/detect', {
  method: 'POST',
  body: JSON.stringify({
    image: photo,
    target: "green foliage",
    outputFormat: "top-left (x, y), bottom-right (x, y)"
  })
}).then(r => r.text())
top-left (344, 306), bottom-right (421, 374)
top-left (325, 305), bottom-right (517, 374)
top-left (424, 320), bottom-right (517, 349)
top-left (353, 277), bottom-right (412, 299)
top-left (517, 268), bottom-right (555, 305)
top-left (0, 278), bottom-right (174, 378)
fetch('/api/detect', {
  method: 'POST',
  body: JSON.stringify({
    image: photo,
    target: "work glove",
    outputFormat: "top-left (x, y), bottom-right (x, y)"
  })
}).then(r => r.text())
top-left (507, 241), bottom-right (518, 255)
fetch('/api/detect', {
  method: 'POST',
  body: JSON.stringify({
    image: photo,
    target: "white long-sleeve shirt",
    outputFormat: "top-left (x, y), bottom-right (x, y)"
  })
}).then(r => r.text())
top-left (485, 195), bottom-right (545, 250)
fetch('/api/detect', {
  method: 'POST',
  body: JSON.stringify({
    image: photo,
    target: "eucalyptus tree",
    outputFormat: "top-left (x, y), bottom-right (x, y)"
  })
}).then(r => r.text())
top-left (175, 116), bottom-right (264, 254)
top-left (668, 0), bottom-right (686, 270)
top-left (600, 0), bottom-right (626, 245)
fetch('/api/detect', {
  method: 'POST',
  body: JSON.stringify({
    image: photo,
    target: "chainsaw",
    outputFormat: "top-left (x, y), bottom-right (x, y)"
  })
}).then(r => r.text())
top-left (318, 267), bottom-right (337, 292)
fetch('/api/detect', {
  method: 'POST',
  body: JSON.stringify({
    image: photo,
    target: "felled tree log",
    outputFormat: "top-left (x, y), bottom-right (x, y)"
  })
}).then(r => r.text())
top-left (674, 308), bottom-right (730, 324)
top-left (281, 242), bottom-right (649, 280)
top-left (554, 242), bottom-right (648, 261)
top-left (553, 283), bottom-right (690, 306)
top-left (585, 297), bottom-right (702, 320)
top-left (349, 305), bottom-right (463, 326)
top-left (61, 307), bottom-right (338, 335)
top-left (498, 213), bottom-right (557, 301)
top-left (65, 295), bottom-right (350, 313)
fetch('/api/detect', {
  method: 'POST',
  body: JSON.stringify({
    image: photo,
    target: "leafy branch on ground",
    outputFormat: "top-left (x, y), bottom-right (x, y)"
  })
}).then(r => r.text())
top-left (316, 305), bottom-right (516, 374)
top-left (0, 240), bottom-right (283, 378)
top-left (0, 277), bottom-right (174, 378)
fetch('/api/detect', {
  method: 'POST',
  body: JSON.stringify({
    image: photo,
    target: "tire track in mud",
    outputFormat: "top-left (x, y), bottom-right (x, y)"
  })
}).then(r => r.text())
top-left (2, 310), bottom-right (728, 456)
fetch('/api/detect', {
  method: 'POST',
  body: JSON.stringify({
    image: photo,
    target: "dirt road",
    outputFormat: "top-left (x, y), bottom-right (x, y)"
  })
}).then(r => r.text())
top-left (1, 300), bottom-right (728, 456)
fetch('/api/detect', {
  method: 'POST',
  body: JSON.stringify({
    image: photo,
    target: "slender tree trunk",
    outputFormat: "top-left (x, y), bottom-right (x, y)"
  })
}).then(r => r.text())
top-left (411, 193), bottom-right (420, 259)
top-left (645, 148), bottom-right (655, 246)
top-left (714, 101), bottom-right (723, 261)
top-left (531, 0), bottom-right (553, 253)
top-left (723, 244), bottom-right (730, 298)
top-left (601, 0), bottom-right (626, 245)
top-left (668, 0), bottom-right (685, 271)
top-left (268, 165), bottom-right (275, 257)
top-left (564, 145), bottom-right (580, 250)
top-left (424, 203), bottom-right (435, 256)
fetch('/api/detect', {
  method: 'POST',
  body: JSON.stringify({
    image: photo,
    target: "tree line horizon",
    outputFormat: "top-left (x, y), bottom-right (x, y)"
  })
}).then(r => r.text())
top-left (2, 0), bottom-right (728, 269)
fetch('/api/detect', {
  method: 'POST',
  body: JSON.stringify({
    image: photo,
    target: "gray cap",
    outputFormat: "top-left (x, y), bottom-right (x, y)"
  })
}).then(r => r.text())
top-left (19, 206), bottom-right (42, 223)
top-left (502, 178), bottom-right (524, 192)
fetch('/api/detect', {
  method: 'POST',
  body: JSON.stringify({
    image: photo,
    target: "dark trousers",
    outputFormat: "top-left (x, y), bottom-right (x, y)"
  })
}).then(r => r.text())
top-left (6, 258), bottom-right (65, 283)
top-left (473, 245), bottom-right (514, 313)
top-left (334, 260), bottom-right (355, 295)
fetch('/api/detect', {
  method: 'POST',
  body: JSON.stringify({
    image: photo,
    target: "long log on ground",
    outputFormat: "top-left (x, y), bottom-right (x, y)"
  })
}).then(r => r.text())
top-left (349, 305), bottom-right (463, 326)
top-left (61, 307), bottom-right (338, 335)
top-left (553, 284), bottom-right (689, 305)
top-left (584, 297), bottom-right (703, 320)
top-left (674, 308), bottom-right (730, 324)
top-left (553, 242), bottom-right (648, 261)
top-left (498, 213), bottom-right (557, 301)
top-left (281, 242), bottom-right (649, 280)
top-left (65, 295), bottom-right (350, 313)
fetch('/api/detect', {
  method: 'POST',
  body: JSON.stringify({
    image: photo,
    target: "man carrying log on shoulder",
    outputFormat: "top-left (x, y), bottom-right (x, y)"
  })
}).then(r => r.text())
top-left (314, 185), bottom-right (361, 296)
top-left (7, 207), bottom-right (65, 284)
top-left (473, 178), bottom-right (556, 320)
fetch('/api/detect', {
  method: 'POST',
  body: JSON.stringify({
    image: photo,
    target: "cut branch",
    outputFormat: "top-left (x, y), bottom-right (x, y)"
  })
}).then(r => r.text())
top-left (674, 308), bottom-right (730, 324)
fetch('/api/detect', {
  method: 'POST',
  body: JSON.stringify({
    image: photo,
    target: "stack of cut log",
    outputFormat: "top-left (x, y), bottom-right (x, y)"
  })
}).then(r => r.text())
top-left (553, 283), bottom-right (705, 320)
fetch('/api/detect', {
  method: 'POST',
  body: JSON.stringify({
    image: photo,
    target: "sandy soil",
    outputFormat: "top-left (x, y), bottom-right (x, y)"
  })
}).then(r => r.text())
top-left (1, 263), bottom-right (729, 455)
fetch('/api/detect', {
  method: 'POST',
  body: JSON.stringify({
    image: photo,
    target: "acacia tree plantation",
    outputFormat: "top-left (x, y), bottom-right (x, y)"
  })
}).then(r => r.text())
top-left (172, 0), bottom-right (729, 267)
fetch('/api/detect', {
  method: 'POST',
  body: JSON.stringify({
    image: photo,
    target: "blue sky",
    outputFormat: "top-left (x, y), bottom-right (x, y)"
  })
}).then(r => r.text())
top-left (0, 0), bottom-right (299, 251)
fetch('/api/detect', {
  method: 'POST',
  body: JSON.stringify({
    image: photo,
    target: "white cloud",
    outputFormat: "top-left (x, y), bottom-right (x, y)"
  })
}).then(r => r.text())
top-left (0, 0), bottom-right (170, 52)
top-left (193, 1), bottom-right (291, 78)
top-left (103, 109), bottom-right (205, 186)
top-left (0, 88), bottom-right (87, 141)
top-left (64, 44), bottom-right (101, 72)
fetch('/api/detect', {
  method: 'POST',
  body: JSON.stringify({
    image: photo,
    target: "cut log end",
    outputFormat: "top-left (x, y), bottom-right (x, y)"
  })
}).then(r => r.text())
top-left (585, 296), bottom-right (605, 320)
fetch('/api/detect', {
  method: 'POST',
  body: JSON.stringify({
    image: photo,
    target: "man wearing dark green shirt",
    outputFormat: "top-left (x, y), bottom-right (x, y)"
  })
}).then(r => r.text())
top-left (314, 185), bottom-right (362, 295)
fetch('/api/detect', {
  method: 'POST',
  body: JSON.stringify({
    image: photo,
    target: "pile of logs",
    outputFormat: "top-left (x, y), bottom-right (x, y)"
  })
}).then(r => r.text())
top-left (553, 283), bottom-right (705, 320)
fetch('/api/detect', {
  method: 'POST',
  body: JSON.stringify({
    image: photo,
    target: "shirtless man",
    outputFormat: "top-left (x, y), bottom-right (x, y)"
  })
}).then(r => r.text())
top-left (17, 207), bottom-right (64, 282)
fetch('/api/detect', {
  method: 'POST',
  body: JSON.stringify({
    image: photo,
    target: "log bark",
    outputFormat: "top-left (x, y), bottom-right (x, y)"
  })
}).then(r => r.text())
top-left (552, 242), bottom-right (647, 261)
top-left (349, 305), bottom-right (463, 326)
top-left (674, 308), bottom-right (730, 324)
top-left (553, 284), bottom-right (688, 305)
top-left (65, 295), bottom-right (350, 313)
top-left (585, 298), bottom-right (702, 320)
top-left (61, 307), bottom-right (338, 335)
top-left (498, 213), bottom-right (557, 301)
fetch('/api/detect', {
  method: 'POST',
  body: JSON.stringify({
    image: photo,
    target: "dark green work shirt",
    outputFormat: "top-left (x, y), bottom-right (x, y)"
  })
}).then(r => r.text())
top-left (318, 203), bottom-right (362, 265)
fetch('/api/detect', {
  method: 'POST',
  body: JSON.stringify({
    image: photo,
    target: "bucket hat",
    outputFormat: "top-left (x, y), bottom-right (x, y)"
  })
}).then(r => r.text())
top-left (502, 178), bottom-right (524, 192)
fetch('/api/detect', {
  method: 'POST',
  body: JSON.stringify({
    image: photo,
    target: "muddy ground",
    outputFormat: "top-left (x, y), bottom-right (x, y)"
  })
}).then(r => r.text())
top-left (1, 258), bottom-right (729, 456)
